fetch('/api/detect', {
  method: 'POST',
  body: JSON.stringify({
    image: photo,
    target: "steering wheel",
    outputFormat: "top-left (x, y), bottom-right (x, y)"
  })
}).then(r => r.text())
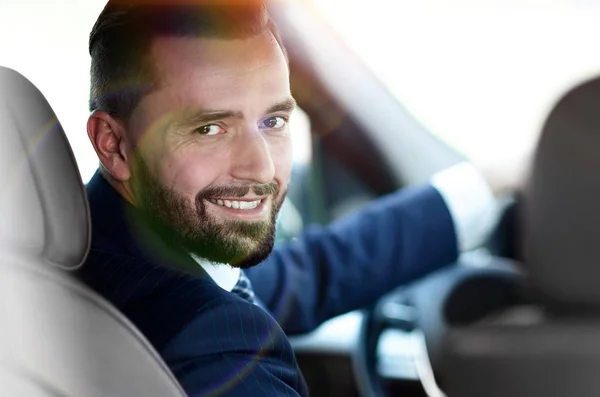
top-left (353, 254), bottom-right (524, 397)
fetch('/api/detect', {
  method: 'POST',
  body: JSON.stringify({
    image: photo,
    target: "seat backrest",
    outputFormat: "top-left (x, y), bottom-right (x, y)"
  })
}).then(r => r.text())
top-left (0, 66), bottom-right (186, 397)
top-left (441, 75), bottom-right (600, 397)
top-left (520, 75), bottom-right (600, 310)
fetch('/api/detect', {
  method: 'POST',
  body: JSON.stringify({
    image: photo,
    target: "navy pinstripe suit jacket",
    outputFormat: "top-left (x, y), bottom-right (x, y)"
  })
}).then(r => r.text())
top-left (79, 172), bottom-right (458, 396)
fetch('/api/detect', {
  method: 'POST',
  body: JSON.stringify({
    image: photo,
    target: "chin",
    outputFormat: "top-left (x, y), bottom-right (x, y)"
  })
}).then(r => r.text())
top-left (228, 237), bottom-right (275, 269)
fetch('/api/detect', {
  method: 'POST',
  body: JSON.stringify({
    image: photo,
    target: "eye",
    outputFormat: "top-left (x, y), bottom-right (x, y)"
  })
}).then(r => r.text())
top-left (195, 124), bottom-right (226, 136)
top-left (260, 116), bottom-right (288, 130)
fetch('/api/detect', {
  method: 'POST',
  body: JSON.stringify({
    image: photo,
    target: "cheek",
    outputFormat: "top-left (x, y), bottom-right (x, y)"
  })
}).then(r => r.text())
top-left (157, 148), bottom-right (226, 198)
top-left (272, 137), bottom-right (293, 186)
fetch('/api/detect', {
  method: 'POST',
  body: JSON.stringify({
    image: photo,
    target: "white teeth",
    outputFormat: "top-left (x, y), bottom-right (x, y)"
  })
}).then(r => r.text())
top-left (239, 200), bottom-right (260, 210)
top-left (209, 198), bottom-right (262, 210)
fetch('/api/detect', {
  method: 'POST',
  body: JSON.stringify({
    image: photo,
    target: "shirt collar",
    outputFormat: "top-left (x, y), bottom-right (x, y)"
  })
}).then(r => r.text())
top-left (190, 254), bottom-right (240, 292)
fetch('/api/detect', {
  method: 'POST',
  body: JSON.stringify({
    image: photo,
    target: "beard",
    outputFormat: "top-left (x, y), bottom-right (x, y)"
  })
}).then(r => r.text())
top-left (129, 153), bottom-right (286, 269)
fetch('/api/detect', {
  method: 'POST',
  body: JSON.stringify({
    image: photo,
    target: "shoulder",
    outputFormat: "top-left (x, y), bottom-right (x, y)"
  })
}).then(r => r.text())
top-left (78, 247), bottom-right (161, 301)
top-left (165, 297), bottom-right (290, 357)
top-left (79, 247), bottom-right (225, 350)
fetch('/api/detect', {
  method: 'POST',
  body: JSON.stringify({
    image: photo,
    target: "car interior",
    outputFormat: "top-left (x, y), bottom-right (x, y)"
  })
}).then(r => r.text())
top-left (2, 0), bottom-right (600, 396)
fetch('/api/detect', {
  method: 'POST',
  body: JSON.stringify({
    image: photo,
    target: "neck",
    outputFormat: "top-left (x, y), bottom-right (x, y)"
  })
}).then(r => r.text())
top-left (100, 169), bottom-right (137, 207)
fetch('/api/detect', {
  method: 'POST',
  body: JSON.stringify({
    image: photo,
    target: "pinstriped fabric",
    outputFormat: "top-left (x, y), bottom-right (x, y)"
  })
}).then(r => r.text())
top-left (80, 248), bottom-right (309, 396)
top-left (162, 296), bottom-right (305, 396)
top-left (80, 171), bottom-right (309, 396)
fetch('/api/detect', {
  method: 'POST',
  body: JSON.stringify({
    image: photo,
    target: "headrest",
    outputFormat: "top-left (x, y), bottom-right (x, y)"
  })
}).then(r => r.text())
top-left (0, 67), bottom-right (90, 269)
top-left (521, 75), bottom-right (600, 309)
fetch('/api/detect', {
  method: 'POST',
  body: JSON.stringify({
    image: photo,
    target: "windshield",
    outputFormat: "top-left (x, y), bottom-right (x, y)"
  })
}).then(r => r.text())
top-left (309, 0), bottom-right (600, 161)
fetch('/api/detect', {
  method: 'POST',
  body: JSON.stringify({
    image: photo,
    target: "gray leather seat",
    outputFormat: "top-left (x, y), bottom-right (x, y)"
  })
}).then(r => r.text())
top-left (441, 75), bottom-right (600, 397)
top-left (0, 66), bottom-right (186, 396)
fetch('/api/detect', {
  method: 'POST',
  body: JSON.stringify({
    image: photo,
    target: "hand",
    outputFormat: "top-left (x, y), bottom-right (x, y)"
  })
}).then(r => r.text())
top-left (470, 142), bottom-right (535, 198)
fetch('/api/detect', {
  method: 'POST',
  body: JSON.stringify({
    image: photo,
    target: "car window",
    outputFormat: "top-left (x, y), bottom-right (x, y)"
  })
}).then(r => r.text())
top-left (0, 0), bottom-right (106, 183)
top-left (308, 0), bottom-right (600, 164)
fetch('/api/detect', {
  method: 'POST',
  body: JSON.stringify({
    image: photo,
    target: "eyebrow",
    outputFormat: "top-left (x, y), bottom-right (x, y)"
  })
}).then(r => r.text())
top-left (264, 98), bottom-right (297, 115)
top-left (173, 98), bottom-right (298, 130)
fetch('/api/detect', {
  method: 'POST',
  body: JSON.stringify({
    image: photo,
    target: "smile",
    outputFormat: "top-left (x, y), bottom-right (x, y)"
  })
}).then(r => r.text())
top-left (208, 198), bottom-right (263, 210)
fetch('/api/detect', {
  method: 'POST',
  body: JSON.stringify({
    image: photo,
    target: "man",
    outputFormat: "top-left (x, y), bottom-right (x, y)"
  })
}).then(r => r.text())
top-left (79, 0), bottom-right (523, 395)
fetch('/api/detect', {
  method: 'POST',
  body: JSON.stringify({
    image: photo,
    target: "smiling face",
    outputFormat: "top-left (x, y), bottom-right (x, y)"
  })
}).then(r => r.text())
top-left (106, 31), bottom-right (294, 267)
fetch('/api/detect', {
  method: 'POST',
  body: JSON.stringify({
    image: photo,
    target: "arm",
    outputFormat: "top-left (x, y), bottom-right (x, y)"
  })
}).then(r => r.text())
top-left (247, 184), bottom-right (459, 336)
top-left (160, 298), bottom-right (308, 397)
top-left (249, 162), bottom-right (501, 335)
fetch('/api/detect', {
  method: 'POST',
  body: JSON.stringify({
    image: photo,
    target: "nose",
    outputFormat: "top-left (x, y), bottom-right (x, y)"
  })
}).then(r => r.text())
top-left (229, 128), bottom-right (275, 184)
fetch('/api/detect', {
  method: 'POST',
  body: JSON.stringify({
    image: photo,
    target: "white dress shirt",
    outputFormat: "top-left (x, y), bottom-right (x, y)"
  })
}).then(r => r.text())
top-left (192, 162), bottom-right (500, 291)
top-left (190, 254), bottom-right (241, 292)
top-left (430, 161), bottom-right (500, 252)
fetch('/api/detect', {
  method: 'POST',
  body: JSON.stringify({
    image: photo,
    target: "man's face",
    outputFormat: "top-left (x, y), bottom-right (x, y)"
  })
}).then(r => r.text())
top-left (125, 32), bottom-right (294, 268)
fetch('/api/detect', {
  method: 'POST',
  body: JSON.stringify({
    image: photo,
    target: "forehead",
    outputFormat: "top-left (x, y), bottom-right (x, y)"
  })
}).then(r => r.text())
top-left (147, 32), bottom-right (290, 108)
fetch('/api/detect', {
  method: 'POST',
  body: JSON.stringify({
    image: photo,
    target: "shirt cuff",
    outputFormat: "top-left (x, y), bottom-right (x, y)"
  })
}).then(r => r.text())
top-left (430, 162), bottom-right (501, 252)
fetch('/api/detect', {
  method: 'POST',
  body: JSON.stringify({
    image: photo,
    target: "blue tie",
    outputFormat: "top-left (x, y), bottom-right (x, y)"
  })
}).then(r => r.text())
top-left (231, 271), bottom-right (256, 304)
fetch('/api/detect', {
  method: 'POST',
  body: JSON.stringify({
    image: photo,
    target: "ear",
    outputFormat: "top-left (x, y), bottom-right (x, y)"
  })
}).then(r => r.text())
top-left (87, 111), bottom-right (132, 181)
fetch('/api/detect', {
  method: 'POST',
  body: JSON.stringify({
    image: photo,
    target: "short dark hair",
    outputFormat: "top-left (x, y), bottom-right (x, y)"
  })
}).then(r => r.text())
top-left (89, 0), bottom-right (287, 123)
